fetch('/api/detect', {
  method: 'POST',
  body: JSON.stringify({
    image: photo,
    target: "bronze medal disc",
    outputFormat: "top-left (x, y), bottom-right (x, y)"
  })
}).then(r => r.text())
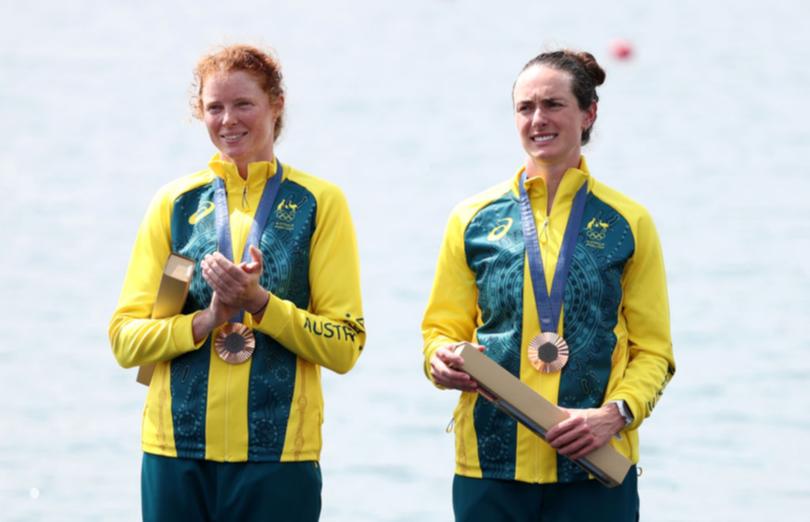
top-left (215, 323), bottom-right (256, 364)
top-left (527, 332), bottom-right (569, 373)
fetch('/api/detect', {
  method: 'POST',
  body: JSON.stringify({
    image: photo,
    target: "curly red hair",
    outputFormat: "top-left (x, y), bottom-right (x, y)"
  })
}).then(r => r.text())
top-left (191, 44), bottom-right (286, 141)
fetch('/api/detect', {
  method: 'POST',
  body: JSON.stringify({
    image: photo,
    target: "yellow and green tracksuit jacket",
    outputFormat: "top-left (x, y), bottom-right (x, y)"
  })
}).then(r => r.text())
top-left (109, 154), bottom-right (365, 463)
top-left (422, 157), bottom-right (674, 484)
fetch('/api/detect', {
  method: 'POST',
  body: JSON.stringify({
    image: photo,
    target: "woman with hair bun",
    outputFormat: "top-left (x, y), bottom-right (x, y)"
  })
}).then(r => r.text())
top-left (110, 44), bottom-right (365, 521)
top-left (422, 50), bottom-right (675, 521)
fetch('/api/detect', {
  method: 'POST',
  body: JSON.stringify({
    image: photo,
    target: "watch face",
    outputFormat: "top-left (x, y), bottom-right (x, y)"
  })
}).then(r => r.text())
top-left (616, 401), bottom-right (633, 425)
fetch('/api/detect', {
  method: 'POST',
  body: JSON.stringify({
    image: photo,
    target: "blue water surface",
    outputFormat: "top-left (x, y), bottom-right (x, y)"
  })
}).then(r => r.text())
top-left (1, 1), bottom-right (809, 520)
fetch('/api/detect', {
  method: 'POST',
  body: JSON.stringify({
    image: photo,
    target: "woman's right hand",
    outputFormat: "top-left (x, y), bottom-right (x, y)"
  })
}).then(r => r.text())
top-left (201, 246), bottom-right (268, 316)
top-left (430, 343), bottom-right (484, 392)
top-left (191, 291), bottom-right (240, 344)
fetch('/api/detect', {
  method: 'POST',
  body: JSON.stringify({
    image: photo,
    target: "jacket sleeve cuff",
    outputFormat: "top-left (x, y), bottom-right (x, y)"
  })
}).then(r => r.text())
top-left (177, 312), bottom-right (206, 350)
top-left (252, 293), bottom-right (292, 338)
top-left (607, 399), bottom-right (634, 427)
top-left (607, 394), bottom-right (643, 431)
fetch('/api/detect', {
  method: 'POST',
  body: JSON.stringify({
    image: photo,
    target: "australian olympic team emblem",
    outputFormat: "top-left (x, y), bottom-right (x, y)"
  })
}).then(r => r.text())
top-left (585, 217), bottom-right (609, 249)
top-left (274, 197), bottom-right (305, 231)
top-left (275, 198), bottom-right (301, 222)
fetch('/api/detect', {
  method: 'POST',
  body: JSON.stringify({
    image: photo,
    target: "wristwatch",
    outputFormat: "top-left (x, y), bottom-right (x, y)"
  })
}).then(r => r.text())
top-left (609, 400), bottom-right (634, 427)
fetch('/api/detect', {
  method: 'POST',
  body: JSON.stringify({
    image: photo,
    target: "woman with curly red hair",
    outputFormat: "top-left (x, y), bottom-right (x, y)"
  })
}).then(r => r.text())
top-left (110, 44), bottom-right (365, 521)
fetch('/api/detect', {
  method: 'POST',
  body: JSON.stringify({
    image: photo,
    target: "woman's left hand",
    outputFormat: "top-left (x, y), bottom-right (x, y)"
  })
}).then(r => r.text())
top-left (544, 403), bottom-right (626, 460)
top-left (202, 245), bottom-right (269, 315)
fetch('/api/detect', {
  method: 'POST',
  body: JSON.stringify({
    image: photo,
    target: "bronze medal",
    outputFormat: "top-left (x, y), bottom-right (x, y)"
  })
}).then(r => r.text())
top-left (527, 332), bottom-right (569, 373)
top-left (215, 323), bottom-right (256, 364)
top-left (519, 174), bottom-right (588, 377)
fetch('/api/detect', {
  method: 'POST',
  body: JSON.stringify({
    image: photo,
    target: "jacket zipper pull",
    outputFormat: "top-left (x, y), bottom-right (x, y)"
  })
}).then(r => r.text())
top-left (539, 217), bottom-right (549, 244)
top-left (242, 185), bottom-right (249, 209)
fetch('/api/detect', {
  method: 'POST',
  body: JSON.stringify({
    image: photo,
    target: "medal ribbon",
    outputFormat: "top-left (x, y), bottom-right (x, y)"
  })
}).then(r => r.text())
top-left (213, 159), bottom-right (283, 323)
top-left (518, 171), bottom-right (588, 335)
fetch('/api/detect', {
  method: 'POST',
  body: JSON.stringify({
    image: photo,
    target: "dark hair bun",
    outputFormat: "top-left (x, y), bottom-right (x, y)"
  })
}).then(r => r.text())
top-left (574, 51), bottom-right (606, 86)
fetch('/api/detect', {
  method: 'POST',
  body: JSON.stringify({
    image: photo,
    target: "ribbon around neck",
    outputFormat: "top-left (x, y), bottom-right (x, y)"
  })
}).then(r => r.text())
top-left (518, 171), bottom-right (588, 335)
top-left (212, 160), bottom-right (283, 322)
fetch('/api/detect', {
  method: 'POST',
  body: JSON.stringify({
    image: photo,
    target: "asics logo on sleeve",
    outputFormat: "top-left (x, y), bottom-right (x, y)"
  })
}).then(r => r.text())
top-left (487, 218), bottom-right (514, 241)
top-left (188, 202), bottom-right (216, 225)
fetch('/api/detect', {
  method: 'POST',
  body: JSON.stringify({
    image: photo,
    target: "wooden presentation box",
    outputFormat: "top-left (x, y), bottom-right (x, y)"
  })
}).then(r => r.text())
top-left (457, 343), bottom-right (632, 488)
top-left (136, 253), bottom-right (195, 386)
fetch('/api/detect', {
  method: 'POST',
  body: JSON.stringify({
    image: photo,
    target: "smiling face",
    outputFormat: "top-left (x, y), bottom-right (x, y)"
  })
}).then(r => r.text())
top-left (201, 70), bottom-right (282, 175)
top-left (513, 65), bottom-right (596, 172)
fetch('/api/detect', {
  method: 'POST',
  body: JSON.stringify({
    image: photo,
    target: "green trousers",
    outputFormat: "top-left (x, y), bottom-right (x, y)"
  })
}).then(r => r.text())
top-left (141, 453), bottom-right (322, 522)
top-left (453, 466), bottom-right (638, 522)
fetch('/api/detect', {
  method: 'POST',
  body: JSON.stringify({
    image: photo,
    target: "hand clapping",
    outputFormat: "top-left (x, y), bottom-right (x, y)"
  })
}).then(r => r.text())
top-left (201, 245), bottom-right (269, 315)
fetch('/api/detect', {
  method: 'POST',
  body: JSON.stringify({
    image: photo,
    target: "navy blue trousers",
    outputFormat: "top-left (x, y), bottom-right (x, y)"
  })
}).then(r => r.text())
top-left (453, 466), bottom-right (638, 521)
top-left (142, 453), bottom-right (322, 522)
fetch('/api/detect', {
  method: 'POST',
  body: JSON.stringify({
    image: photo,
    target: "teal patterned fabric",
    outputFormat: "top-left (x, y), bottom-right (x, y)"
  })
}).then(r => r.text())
top-left (463, 190), bottom-right (634, 482)
top-left (555, 194), bottom-right (634, 482)
top-left (171, 183), bottom-right (216, 459)
top-left (464, 192), bottom-right (524, 480)
top-left (247, 180), bottom-right (315, 460)
top-left (168, 178), bottom-right (316, 461)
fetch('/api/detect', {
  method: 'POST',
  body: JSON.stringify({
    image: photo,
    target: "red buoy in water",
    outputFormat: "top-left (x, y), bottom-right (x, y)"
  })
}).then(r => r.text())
top-left (610, 39), bottom-right (633, 60)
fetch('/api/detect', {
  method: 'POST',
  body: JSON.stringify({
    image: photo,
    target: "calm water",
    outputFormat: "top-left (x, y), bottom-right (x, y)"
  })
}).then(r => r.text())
top-left (2, 1), bottom-right (809, 520)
